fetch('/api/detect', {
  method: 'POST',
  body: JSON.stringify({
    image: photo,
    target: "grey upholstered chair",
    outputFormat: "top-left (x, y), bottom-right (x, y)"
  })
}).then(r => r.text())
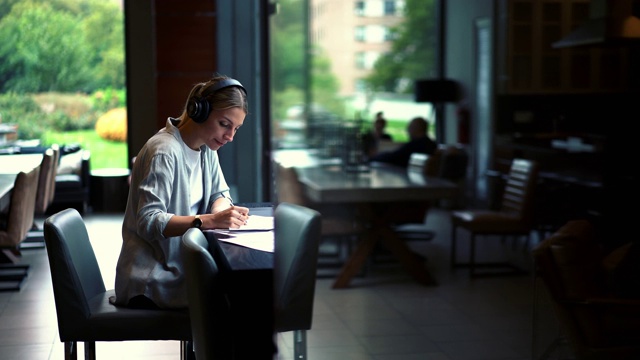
top-left (274, 202), bottom-right (322, 359)
top-left (43, 208), bottom-right (193, 360)
top-left (0, 166), bottom-right (40, 291)
top-left (23, 146), bottom-right (58, 248)
top-left (181, 228), bottom-right (233, 360)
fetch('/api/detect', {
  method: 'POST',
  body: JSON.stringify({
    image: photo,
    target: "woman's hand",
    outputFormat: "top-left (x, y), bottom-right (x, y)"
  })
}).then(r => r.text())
top-left (204, 205), bottom-right (250, 229)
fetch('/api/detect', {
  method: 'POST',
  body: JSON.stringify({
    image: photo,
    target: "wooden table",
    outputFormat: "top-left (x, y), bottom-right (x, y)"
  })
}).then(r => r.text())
top-left (296, 163), bottom-right (459, 288)
top-left (0, 154), bottom-right (43, 210)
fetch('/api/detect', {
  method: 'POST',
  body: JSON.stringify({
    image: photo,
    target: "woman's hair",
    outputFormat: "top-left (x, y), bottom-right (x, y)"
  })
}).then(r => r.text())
top-left (183, 75), bottom-right (248, 116)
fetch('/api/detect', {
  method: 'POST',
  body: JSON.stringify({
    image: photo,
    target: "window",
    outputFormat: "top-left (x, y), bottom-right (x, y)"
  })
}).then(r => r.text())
top-left (271, 0), bottom-right (440, 150)
top-left (355, 26), bottom-right (366, 42)
top-left (355, 52), bottom-right (366, 69)
top-left (384, 1), bottom-right (396, 15)
top-left (354, 1), bottom-right (365, 16)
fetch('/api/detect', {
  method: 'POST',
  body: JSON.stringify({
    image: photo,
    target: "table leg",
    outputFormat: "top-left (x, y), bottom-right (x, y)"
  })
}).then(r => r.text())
top-left (332, 221), bottom-right (437, 288)
top-left (332, 229), bottom-right (377, 289)
top-left (376, 224), bottom-right (437, 286)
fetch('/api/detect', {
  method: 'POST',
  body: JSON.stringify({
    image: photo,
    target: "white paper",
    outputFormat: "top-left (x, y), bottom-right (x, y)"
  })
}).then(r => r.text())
top-left (231, 215), bottom-right (274, 231)
top-left (209, 229), bottom-right (274, 253)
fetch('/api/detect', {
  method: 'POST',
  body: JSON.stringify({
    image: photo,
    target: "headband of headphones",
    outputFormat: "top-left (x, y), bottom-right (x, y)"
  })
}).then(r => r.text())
top-left (187, 78), bottom-right (246, 123)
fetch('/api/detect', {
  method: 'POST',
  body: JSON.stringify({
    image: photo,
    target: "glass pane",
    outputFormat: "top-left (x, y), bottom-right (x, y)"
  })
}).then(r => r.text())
top-left (271, 0), bottom-right (438, 157)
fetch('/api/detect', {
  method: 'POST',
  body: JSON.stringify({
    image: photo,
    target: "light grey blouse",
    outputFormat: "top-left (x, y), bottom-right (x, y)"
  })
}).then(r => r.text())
top-left (114, 118), bottom-right (231, 308)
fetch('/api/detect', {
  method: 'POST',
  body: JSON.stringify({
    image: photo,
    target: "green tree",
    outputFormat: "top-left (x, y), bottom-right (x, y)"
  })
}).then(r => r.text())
top-left (365, 0), bottom-right (437, 94)
top-left (0, 0), bottom-right (124, 93)
top-left (0, 3), bottom-right (93, 92)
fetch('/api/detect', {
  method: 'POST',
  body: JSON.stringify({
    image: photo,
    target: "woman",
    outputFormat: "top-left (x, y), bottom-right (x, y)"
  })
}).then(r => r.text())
top-left (114, 75), bottom-right (250, 309)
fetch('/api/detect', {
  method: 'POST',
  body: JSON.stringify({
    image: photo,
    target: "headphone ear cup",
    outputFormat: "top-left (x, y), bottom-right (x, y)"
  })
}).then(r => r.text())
top-left (187, 97), bottom-right (210, 123)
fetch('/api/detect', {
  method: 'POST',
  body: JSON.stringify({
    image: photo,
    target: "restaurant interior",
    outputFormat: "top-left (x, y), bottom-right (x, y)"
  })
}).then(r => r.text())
top-left (1, 0), bottom-right (640, 359)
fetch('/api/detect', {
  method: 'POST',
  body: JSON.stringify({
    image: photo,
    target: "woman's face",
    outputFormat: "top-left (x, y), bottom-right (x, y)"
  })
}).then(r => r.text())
top-left (201, 107), bottom-right (246, 150)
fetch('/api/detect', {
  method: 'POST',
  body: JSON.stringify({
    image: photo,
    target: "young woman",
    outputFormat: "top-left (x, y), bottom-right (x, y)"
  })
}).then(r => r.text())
top-left (114, 75), bottom-right (250, 309)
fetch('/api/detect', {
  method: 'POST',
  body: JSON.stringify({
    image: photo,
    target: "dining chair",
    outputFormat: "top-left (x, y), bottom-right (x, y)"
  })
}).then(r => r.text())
top-left (273, 202), bottom-right (322, 360)
top-left (390, 150), bottom-right (443, 242)
top-left (43, 208), bottom-right (193, 360)
top-left (23, 145), bottom-right (59, 249)
top-left (276, 162), bottom-right (364, 276)
top-left (181, 227), bottom-right (234, 360)
top-left (450, 158), bottom-right (539, 277)
top-left (0, 166), bottom-right (40, 291)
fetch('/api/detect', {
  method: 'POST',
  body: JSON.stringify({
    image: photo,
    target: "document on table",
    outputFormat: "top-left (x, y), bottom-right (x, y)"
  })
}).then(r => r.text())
top-left (232, 215), bottom-right (274, 231)
top-left (208, 215), bottom-right (275, 253)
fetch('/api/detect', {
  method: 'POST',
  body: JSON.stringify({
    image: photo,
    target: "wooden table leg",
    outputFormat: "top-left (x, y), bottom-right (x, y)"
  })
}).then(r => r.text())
top-left (376, 223), bottom-right (437, 286)
top-left (332, 229), bottom-right (377, 289)
top-left (332, 222), bottom-right (437, 288)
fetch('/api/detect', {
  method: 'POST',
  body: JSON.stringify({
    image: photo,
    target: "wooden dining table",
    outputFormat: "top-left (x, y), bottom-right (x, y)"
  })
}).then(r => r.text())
top-left (295, 162), bottom-right (459, 288)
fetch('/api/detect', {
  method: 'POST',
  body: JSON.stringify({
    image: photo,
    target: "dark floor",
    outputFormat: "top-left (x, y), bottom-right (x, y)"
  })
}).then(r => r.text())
top-left (0, 208), bottom-right (567, 360)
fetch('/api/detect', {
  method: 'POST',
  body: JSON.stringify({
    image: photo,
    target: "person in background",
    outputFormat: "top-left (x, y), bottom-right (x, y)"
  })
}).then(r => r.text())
top-left (113, 75), bottom-right (250, 309)
top-left (368, 116), bottom-right (437, 167)
top-left (362, 111), bottom-right (393, 158)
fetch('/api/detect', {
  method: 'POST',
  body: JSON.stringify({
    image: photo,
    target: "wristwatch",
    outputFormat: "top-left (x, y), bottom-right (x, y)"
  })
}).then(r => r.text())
top-left (192, 214), bottom-right (202, 229)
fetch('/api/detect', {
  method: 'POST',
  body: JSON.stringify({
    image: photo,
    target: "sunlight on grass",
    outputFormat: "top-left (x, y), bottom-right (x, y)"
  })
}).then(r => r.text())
top-left (43, 130), bottom-right (128, 170)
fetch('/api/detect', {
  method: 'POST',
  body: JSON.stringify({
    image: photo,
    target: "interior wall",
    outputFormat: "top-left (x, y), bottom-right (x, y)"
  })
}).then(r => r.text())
top-left (443, 0), bottom-right (495, 204)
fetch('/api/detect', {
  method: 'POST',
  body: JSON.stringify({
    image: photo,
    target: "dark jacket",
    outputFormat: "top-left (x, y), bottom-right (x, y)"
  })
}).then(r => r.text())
top-left (369, 136), bottom-right (437, 167)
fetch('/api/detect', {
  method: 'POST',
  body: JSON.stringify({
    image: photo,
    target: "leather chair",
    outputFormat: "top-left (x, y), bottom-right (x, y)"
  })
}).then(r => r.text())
top-left (0, 166), bottom-right (40, 291)
top-left (23, 145), bottom-right (59, 249)
top-left (276, 163), bottom-right (364, 275)
top-left (50, 148), bottom-right (91, 214)
top-left (181, 228), bottom-right (234, 360)
top-left (450, 158), bottom-right (538, 277)
top-left (43, 208), bottom-right (193, 360)
top-left (274, 202), bottom-right (322, 359)
top-left (532, 220), bottom-right (640, 359)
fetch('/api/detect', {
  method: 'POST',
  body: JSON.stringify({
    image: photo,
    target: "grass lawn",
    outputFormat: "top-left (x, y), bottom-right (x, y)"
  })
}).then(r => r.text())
top-left (43, 130), bottom-right (128, 170)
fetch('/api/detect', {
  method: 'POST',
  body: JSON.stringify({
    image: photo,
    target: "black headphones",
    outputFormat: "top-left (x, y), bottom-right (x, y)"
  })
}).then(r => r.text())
top-left (187, 78), bottom-right (246, 123)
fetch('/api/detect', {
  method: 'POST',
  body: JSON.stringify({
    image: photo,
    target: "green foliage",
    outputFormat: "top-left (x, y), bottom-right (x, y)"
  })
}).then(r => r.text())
top-left (43, 129), bottom-right (128, 170)
top-left (91, 87), bottom-right (127, 112)
top-left (270, 0), bottom-right (345, 121)
top-left (0, 92), bottom-right (99, 142)
top-left (0, 0), bottom-right (125, 93)
top-left (0, 4), bottom-right (93, 92)
top-left (365, 0), bottom-right (437, 93)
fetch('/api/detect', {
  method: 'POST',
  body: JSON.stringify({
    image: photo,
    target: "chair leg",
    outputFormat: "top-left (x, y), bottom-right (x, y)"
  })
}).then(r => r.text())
top-left (293, 330), bottom-right (307, 360)
top-left (65, 341), bottom-right (77, 360)
top-left (469, 233), bottom-right (476, 277)
top-left (450, 225), bottom-right (457, 270)
top-left (84, 341), bottom-right (96, 360)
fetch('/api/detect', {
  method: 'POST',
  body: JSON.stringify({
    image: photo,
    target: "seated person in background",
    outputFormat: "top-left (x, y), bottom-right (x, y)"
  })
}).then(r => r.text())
top-left (362, 111), bottom-right (393, 158)
top-left (369, 116), bottom-right (437, 167)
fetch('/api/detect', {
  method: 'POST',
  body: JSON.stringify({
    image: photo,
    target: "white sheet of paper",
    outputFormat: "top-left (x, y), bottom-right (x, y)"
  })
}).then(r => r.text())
top-left (208, 229), bottom-right (274, 253)
top-left (231, 215), bottom-right (274, 231)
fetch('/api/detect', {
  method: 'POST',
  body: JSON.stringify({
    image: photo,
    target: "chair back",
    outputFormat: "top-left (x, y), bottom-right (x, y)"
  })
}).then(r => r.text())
top-left (408, 150), bottom-right (442, 178)
top-left (47, 144), bottom-right (60, 206)
top-left (499, 158), bottom-right (538, 224)
top-left (181, 228), bottom-right (233, 360)
top-left (0, 166), bottom-right (40, 247)
top-left (35, 148), bottom-right (55, 215)
top-left (437, 144), bottom-right (469, 182)
top-left (273, 202), bottom-right (322, 332)
top-left (276, 163), bottom-right (307, 206)
top-left (43, 208), bottom-right (107, 336)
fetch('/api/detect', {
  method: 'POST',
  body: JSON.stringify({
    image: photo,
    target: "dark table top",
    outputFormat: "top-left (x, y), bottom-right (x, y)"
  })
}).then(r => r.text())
top-left (204, 203), bottom-right (274, 271)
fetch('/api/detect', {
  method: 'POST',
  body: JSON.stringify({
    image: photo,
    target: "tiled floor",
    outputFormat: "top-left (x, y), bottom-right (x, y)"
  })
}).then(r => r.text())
top-left (0, 208), bottom-right (564, 360)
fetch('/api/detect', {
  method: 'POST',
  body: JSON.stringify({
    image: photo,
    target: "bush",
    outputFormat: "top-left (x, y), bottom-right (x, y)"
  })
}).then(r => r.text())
top-left (95, 107), bottom-right (127, 142)
top-left (0, 92), bottom-right (46, 139)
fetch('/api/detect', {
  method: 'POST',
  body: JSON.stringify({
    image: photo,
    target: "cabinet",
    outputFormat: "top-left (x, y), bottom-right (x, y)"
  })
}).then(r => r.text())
top-left (499, 0), bottom-right (629, 94)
